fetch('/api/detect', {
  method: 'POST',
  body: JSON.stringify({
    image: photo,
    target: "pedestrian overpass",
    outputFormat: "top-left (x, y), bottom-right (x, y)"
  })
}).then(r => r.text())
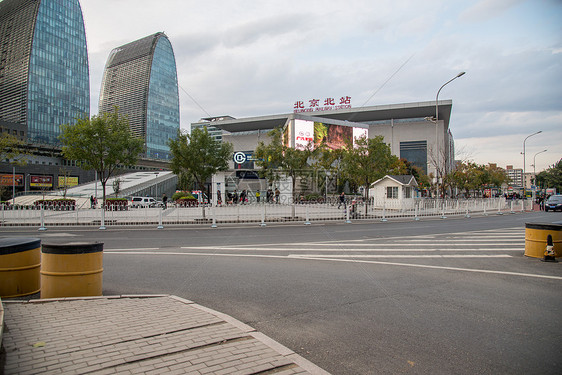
top-left (13, 171), bottom-right (177, 207)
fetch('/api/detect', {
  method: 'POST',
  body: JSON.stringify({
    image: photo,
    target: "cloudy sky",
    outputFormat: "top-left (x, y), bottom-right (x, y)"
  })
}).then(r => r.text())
top-left (80, 0), bottom-right (561, 172)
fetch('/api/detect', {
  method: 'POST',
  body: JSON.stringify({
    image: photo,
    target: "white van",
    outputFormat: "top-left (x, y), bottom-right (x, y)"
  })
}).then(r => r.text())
top-left (130, 196), bottom-right (158, 208)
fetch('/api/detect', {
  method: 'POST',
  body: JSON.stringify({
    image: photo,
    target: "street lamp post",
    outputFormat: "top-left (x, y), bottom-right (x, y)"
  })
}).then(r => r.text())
top-left (522, 131), bottom-right (542, 197)
top-left (434, 71), bottom-right (466, 199)
top-left (532, 149), bottom-right (547, 177)
top-left (531, 149), bottom-right (547, 194)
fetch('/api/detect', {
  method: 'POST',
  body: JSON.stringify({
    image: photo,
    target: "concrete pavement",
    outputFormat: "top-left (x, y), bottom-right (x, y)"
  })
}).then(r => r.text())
top-left (0, 295), bottom-right (329, 375)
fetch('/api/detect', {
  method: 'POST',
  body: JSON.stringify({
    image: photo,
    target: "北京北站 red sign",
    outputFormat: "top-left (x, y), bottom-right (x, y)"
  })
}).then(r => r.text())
top-left (294, 96), bottom-right (351, 113)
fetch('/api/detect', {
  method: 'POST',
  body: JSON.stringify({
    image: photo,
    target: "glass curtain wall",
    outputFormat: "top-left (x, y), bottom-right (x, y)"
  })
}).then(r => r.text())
top-left (146, 36), bottom-right (179, 160)
top-left (27, 0), bottom-right (89, 145)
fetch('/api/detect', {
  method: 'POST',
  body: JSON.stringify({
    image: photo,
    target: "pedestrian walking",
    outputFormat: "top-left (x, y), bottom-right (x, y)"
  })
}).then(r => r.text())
top-left (240, 190), bottom-right (247, 204)
top-left (256, 191), bottom-right (261, 203)
top-left (90, 195), bottom-right (95, 209)
top-left (338, 192), bottom-right (346, 209)
top-left (233, 190), bottom-right (238, 205)
top-left (162, 193), bottom-right (168, 209)
top-left (275, 188), bottom-right (280, 204)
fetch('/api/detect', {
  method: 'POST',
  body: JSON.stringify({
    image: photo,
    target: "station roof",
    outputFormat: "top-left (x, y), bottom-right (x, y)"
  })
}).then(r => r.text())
top-left (211, 100), bottom-right (453, 133)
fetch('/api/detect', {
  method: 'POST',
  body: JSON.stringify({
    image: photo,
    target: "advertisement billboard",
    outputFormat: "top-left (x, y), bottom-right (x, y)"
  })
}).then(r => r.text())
top-left (0, 174), bottom-right (23, 187)
top-left (288, 119), bottom-right (368, 151)
top-left (30, 175), bottom-right (53, 188)
top-left (58, 176), bottom-right (79, 188)
top-left (294, 119), bottom-right (314, 150)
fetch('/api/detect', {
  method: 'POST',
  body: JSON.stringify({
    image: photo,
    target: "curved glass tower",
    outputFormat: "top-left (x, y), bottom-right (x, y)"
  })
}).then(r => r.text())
top-left (0, 0), bottom-right (90, 146)
top-left (99, 32), bottom-right (180, 160)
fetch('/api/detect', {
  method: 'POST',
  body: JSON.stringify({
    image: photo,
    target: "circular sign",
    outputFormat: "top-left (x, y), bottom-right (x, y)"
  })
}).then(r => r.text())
top-left (233, 152), bottom-right (247, 164)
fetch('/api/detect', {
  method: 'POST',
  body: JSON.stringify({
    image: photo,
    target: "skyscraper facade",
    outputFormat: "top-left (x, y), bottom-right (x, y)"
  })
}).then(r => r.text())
top-left (99, 32), bottom-right (180, 160)
top-left (0, 0), bottom-right (90, 146)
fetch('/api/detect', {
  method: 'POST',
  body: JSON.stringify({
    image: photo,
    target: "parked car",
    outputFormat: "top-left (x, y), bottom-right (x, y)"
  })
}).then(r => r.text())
top-left (130, 196), bottom-right (158, 208)
top-left (544, 195), bottom-right (562, 212)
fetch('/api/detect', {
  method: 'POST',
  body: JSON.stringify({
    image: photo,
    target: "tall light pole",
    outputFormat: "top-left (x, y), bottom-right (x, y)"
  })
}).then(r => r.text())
top-left (434, 71), bottom-right (466, 199)
top-left (522, 130), bottom-right (542, 196)
top-left (532, 149), bottom-right (547, 177)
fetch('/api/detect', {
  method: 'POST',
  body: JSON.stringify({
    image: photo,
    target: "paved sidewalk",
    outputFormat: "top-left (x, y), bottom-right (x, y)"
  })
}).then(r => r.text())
top-left (1, 295), bottom-right (329, 375)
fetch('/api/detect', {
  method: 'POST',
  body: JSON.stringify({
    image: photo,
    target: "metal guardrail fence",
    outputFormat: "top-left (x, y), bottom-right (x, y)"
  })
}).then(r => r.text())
top-left (0, 198), bottom-right (532, 229)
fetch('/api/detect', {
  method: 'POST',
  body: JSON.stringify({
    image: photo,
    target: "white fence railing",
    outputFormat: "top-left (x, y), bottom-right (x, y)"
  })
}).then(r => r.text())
top-left (0, 198), bottom-right (533, 229)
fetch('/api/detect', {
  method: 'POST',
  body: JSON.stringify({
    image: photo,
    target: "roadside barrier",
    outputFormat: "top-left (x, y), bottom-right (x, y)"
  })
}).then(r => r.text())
top-left (524, 223), bottom-right (561, 260)
top-left (0, 238), bottom-right (41, 298)
top-left (0, 198), bottom-right (531, 228)
top-left (40, 242), bottom-right (104, 298)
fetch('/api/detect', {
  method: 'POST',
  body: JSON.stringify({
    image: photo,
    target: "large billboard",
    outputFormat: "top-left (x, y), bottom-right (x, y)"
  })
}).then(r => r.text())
top-left (289, 119), bottom-right (368, 151)
top-left (30, 175), bottom-right (53, 188)
top-left (0, 174), bottom-right (23, 187)
top-left (58, 176), bottom-right (79, 188)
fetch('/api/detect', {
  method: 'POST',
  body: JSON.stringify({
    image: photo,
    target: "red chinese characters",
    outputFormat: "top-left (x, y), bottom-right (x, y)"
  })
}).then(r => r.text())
top-left (293, 96), bottom-right (351, 113)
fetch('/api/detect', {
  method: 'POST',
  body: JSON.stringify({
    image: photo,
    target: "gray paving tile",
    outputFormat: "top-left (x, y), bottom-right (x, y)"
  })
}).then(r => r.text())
top-left (1, 295), bottom-right (329, 374)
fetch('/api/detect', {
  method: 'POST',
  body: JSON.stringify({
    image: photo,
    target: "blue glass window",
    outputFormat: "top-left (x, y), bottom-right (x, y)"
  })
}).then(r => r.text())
top-left (146, 36), bottom-right (180, 160)
top-left (27, 0), bottom-right (89, 145)
top-left (400, 140), bottom-right (427, 174)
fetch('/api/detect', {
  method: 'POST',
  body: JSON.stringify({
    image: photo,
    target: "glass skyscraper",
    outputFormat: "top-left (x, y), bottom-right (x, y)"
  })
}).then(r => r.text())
top-left (0, 0), bottom-right (90, 146)
top-left (99, 32), bottom-right (180, 160)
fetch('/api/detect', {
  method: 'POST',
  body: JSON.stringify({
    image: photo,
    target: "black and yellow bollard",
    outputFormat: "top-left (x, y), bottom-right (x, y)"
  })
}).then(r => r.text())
top-left (40, 242), bottom-right (103, 299)
top-left (543, 235), bottom-right (557, 262)
top-left (524, 223), bottom-right (561, 260)
top-left (0, 238), bottom-right (41, 298)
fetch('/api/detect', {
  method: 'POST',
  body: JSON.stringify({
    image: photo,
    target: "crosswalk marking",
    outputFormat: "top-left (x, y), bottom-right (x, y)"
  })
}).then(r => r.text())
top-left (104, 227), bottom-right (562, 281)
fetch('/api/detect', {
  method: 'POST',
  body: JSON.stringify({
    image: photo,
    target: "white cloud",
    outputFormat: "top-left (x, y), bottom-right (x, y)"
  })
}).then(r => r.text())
top-left (459, 0), bottom-right (525, 23)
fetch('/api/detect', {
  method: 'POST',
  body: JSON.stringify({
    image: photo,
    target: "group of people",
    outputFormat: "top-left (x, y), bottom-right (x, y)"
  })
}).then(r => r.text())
top-left (224, 188), bottom-right (281, 205)
top-left (227, 190), bottom-right (248, 205)
top-left (265, 188), bottom-right (280, 204)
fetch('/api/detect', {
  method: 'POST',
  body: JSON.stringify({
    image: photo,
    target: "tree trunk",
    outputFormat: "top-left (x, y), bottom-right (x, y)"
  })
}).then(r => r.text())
top-left (364, 187), bottom-right (369, 216)
top-left (101, 180), bottom-right (107, 211)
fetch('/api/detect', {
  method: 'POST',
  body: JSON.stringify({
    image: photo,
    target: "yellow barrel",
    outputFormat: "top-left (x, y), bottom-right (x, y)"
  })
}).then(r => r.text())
top-left (524, 223), bottom-right (562, 258)
top-left (0, 238), bottom-right (41, 298)
top-left (40, 242), bottom-right (103, 299)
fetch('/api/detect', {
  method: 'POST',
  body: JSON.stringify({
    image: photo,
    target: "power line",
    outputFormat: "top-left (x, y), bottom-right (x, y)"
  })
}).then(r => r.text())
top-left (178, 84), bottom-right (211, 118)
top-left (360, 53), bottom-right (415, 108)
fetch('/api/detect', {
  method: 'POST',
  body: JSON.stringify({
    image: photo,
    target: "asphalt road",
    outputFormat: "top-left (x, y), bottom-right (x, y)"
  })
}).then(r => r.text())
top-left (3, 211), bottom-right (562, 374)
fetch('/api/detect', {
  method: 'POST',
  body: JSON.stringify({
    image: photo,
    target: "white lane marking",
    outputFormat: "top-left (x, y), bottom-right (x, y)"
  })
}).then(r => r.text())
top-left (288, 254), bottom-right (512, 258)
top-left (227, 236), bottom-right (525, 247)
top-left (293, 256), bottom-right (562, 281)
top-left (180, 246), bottom-right (523, 252)
top-left (215, 242), bottom-right (525, 248)
top-left (104, 248), bottom-right (160, 251)
top-left (104, 251), bottom-right (562, 280)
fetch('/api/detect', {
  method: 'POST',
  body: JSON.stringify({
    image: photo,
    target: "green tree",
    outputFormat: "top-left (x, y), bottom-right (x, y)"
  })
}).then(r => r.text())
top-left (59, 109), bottom-right (144, 207)
top-left (169, 127), bottom-right (233, 215)
top-left (0, 132), bottom-right (27, 163)
top-left (341, 135), bottom-right (398, 215)
top-left (254, 127), bottom-right (313, 200)
top-left (0, 133), bottom-right (29, 201)
top-left (536, 159), bottom-right (562, 192)
top-left (400, 158), bottom-right (431, 193)
top-left (450, 162), bottom-right (509, 197)
top-left (485, 164), bottom-right (509, 193)
top-left (312, 144), bottom-right (347, 194)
